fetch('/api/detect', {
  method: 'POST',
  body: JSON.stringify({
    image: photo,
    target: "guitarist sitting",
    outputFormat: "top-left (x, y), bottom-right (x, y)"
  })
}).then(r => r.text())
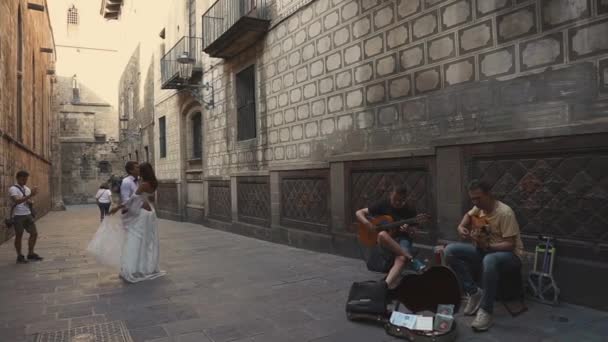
top-left (444, 180), bottom-right (524, 332)
top-left (356, 186), bottom-right (428, 289)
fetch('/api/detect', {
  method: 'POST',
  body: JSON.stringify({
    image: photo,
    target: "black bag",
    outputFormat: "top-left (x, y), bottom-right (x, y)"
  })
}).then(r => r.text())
top-left (345, 280), bottom-right (389, 321)
top-left (366, 246), bottom-right (394, 273)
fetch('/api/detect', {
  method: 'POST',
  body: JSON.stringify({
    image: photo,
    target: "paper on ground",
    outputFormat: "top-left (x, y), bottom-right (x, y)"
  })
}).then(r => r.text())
top-left (389, 311), bottom-right (417, 329)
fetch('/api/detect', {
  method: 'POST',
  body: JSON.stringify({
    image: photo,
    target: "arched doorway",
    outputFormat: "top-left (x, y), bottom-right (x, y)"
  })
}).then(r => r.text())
top-left (180, 101), bottom-right (205, 223)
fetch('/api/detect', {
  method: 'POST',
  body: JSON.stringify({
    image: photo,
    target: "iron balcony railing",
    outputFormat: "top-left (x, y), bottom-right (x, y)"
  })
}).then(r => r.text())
top-left (202, 0), bottom-right (270, 51)
top-left (160, 36), bottom-right (203, 89)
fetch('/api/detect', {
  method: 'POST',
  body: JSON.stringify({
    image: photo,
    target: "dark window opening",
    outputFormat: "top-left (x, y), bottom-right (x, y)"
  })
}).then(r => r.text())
top-left (128, 153), bottom-right (132, 160)
top-left (159, 116), bottom-right (167, 158)
top-left (98, 161), bottom-right (111, 173)
top-left (135, 150), bottom-right (139, 162)
top-left (236, 65), bottom-right (256, 141)
top-left (144, 146), bottom-right (149, 162)
top-left (191, 112), bottom-right (202, 159)
top-left (67, 5), bottom-right (79, 25)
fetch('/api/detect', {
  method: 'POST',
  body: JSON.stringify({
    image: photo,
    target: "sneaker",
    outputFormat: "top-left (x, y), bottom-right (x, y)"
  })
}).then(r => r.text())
top-left (16, 255), bottom-right (29, 264)
top-left (27, 253), bottom-right (43, 261)
top-left (471, 308), bottom-right (493, 331)
top-left (463, 288), bottom-right (484, 316)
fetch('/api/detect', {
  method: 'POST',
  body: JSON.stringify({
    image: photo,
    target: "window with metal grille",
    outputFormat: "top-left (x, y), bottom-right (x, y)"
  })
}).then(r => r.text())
top-left (67, 5), bottom-right (78, 25)
top-left (236, 65), bottom-right (256, 141)
top-left (159, 116), bottom-right (167, 158)
top-left (191, 112), bottom-right (202, 159)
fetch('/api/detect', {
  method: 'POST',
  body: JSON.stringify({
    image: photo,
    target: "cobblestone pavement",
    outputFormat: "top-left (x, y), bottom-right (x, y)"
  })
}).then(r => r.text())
top-left (0, 206), bottom-right (606, 342)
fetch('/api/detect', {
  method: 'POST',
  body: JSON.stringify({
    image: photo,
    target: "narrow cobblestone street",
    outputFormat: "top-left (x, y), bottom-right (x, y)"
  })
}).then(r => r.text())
top-left (0, 206), bottom-right (606, 342)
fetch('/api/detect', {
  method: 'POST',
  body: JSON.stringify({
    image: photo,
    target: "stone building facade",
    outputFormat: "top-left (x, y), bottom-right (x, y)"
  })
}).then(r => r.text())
top-left (56, 76), bottom-right (121, 204)
top-left (0, 0), bottom-right (57, 243)
top-left (195, 0), bottom-right (608, 309)
top-left (119, 0), bottom-right (608, 308)
top-left (118, 45), bottom-right (156, 167)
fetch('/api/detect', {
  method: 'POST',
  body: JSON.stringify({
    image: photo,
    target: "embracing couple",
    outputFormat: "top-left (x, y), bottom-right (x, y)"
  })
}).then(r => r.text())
top-left (88, 161), bottom-right (166, 283)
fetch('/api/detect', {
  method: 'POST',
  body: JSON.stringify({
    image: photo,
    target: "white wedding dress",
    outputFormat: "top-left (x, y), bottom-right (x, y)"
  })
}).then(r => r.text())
top-left (87, 191), bottom-right (165, 283)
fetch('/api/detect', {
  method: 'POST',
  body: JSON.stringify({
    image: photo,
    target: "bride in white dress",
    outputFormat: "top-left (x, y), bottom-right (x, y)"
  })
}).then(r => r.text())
top-left (87, 162), bottom-right (165, 283)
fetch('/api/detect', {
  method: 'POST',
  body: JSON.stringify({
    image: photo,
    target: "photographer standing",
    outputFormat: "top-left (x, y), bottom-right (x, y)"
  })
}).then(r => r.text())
top-left (8, 170), bottom-right (43, 264)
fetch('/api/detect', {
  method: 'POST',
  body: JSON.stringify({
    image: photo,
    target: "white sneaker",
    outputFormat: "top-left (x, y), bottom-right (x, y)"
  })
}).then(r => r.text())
top-left (471, 308), bottom-right (493, 331)
top-left (463, 288), bottom-right (484, 316)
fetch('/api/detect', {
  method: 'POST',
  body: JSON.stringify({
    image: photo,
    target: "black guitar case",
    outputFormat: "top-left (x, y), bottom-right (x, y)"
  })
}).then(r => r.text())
top-left (345, 266), bottom-right (461, 341)
top-left (386, 266), bottom-right (461, 341)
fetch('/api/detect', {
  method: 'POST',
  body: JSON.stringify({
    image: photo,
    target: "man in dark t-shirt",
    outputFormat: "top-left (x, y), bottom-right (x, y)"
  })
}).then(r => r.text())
top-left (356, 186), bottom-right (429, 289)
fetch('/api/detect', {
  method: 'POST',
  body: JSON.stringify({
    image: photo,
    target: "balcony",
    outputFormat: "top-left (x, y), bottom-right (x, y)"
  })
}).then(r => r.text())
top-left (100, 0), bottom-right (123, 20)
top-left (161, 36), bottom-right (203, 90)
top-left (203, 0), bottom-right (270, 59)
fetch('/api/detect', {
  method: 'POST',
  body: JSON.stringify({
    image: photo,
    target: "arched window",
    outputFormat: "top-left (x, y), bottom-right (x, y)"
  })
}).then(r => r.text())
top-left (67, 5), bottom-right (79, 25)
top-left (135, 150), bottom-right (139, 161)
top-left (191, 112), bottom-right (202, 159)
top-left (17, 6), bottom-right (23, 141)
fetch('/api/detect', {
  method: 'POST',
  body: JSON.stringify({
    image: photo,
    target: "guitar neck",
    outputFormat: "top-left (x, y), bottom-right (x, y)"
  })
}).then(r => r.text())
top-left (375, 217), bottom-right (418, 231)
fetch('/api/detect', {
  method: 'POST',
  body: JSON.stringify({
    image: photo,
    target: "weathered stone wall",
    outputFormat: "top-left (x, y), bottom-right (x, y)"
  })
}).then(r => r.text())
top-left (118, 45), bottom-right (157, 166)
top-left (192, 0), bottom-right (608, 309)
top-left (0, 0), bottom-right (56, 243)
top-left (56, 77), bottom-right (122, 204)
top-left (203, 0), bottom-right (608, 176)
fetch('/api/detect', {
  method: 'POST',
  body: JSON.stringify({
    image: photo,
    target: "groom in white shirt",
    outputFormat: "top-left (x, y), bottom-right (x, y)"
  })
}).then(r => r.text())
top-left (120, 161), bottom-right (140, 207)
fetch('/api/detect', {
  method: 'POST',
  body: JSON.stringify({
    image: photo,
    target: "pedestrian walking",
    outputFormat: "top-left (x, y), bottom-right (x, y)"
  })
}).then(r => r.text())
top-left (95, 183), bottom-right (112, 221)
top-left (8, 170), bottom-right (43, 264)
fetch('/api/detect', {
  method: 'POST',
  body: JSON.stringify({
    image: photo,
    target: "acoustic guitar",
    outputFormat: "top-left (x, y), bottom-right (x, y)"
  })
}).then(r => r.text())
top-left (469, 214), bottom-right (491, 248)
top-left (358, 214), bottom-right (430, 247)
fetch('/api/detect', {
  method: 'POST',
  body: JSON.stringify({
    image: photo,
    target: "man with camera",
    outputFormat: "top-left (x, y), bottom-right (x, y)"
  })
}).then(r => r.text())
top-left (7, 170), bottom-right (43, 264)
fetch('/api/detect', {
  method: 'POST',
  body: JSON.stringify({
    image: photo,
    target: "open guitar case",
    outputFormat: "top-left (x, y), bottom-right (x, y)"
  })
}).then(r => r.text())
top-left (346, 266), bottom-right (461, 341)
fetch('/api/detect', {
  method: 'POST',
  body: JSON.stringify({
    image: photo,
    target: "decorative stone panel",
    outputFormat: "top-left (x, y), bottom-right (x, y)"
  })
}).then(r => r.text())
top-left (444, 57), bottom-right (476, 86)
top-left (471, 152), bottom-right (608, 243)
top-left (280, 169), bottom-right (331, 232)
top-left (387, 24), bottom-right (410, 49)
top-left (413, 12), bottom-right (439, 40)
top-left (459, 20), bottom-right (494, 54)
top-left (389, 75), bottom-right (412, 99)
top-left (346, 88), bottom-right (365, 108)
top-left (344, 43), bottom-right (363, 65)
top-left (237, 177), bottom-right (270, 227)
top-left (355, 63), bottom-right (374, 84)
top-left (324, 10), bottom-right (340, 30)
top-left (376, 54), bottom-right (398, 76)
top-left (477, 0), bottom-right (511, 17)
top-left (356, 110), bottom-right (375, 129)
top-left (400, 44), bottom-right (425, 71)
top-left (497, 5), bottom-right (537, 44)
top-left (402, 99), bottom-right (427, 123)
top-left (520, 32), bottom-right (564, 71)
top-left (378, 105), bottom-right (399, 126)
top-left (352, 15), bottom-right (372, 39)
top-left (415, 66), bottom-right (442, 93)
top-left (428, 33), bottom-right (456, 63)
top-left (334, 26), bottom-right (351, 47)
top-left (441, 0), bottom-right (472, 30)
top-left (426, 0), bottom-right (450, 7)
top-left (366, 82), bottom-right (386, 103)
top-left (397, 0), bottom-right (421, 20)
top-left (208, 180), bottom-right (231, 222)
top-left (342, 1), bottom-right (360, 21)
top-left (542, 0), bottom-right (590, 30)
top-left (364, 34), bottom-right (385, 58)
top-left (568, 19), bottom-right (608, 60)
top-left (479, 46), bottom-right (516, 79)
top-left (374, 4), bottom-right (396, 29)
top-left (336, 70), bottom-right (353, 89)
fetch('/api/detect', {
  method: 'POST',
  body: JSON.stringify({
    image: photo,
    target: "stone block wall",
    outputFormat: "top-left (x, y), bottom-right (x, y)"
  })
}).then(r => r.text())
top-left (191, 0), bottom-right (608, 309)
top-left (0, 0), bottom-right (56, 243)
top-left (201, 0), bottom-right (608, 178)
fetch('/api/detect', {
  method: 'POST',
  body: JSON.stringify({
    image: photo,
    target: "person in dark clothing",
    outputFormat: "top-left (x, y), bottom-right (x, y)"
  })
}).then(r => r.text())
top-left (356, 186), bottom-right (429, 289)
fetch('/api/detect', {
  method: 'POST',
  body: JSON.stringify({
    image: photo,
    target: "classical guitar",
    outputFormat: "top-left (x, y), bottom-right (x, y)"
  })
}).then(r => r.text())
top-left (358, 214), bottom-right (430, 247)
top-left (469, 214), bottom-right (491, 247)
